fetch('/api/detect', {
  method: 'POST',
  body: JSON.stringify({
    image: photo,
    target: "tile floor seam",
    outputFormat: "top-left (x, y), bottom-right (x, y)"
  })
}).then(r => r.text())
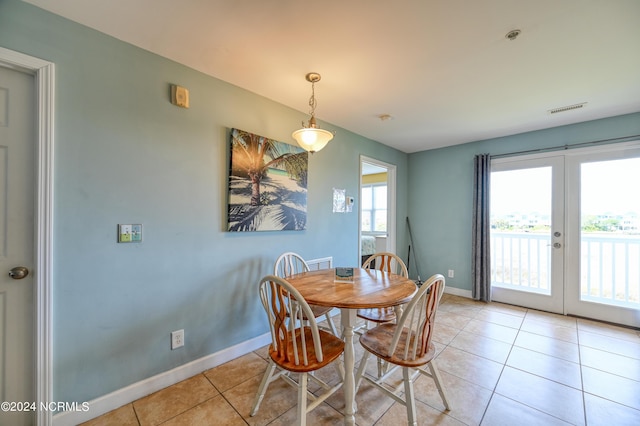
top-left (201, 371), bottom-right (219, 392)
top-left (215, 391), bottom-right (250, 426)
top-left (476, 312), bottom-right (523, 425)
top-left (136, 373), bottom-right (219, 426)
top-left (490, 392), bottom-right (580, 426)
top-left (152, 393), bottom-right (221, 426)
top-left (582, 388), bottom-right (640, 412)
top-left (85, 301), bottom-right (639, 426)
top-left (576, 329), bottom-right (588, 426)
top-left (128, 403), bottom-right (141, 426)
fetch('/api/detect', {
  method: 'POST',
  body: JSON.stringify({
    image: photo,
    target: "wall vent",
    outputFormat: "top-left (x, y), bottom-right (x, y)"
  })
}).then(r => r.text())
top-left (548, 102), bottom-right (587, 114)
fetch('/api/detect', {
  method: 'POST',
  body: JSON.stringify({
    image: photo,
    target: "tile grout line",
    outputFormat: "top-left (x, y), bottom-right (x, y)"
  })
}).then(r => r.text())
top-left (476, 305), bottom-right (526, 425)
top-left (576, 325), bottom-right (588, 426)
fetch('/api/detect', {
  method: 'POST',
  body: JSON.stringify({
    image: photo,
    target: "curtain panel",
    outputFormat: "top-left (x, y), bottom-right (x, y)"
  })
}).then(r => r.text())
top-left (472, 154), bottom-right (491, 301)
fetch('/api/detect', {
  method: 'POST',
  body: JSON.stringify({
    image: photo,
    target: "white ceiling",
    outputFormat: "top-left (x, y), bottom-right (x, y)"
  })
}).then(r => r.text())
top-left (24, 0), bottom-right (640, 153)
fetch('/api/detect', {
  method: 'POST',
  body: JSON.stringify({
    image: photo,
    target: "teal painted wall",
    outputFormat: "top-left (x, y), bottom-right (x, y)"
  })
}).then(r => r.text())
top-left (408, 112), bottom-right (640, 292)
top-left (1, 0), bottom-right (409, 402)
top-left (3, 0), bottom-right (638, 406)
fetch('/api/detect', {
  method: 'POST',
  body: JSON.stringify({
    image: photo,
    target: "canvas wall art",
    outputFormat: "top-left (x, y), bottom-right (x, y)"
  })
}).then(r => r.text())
top-left (227, 128), bottom-right (308, 231)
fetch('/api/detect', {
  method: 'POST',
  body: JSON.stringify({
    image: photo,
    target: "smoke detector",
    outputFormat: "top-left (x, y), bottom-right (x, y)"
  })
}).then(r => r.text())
top-left (505, 29), bottom-right (522, 41)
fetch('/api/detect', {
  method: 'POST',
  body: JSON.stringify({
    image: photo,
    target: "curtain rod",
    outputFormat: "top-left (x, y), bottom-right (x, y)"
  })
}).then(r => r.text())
top-left (490, 134), bottom-right (640, 159)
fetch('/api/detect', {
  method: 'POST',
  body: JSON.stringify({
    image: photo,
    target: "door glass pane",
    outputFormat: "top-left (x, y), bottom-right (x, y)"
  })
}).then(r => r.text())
top-left (491, 167), bottom-right (552, 294)
top-left (580, 158), bottom-right (640, 308)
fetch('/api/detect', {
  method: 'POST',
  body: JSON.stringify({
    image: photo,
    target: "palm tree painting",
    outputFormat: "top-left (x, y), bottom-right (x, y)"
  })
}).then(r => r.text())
top-left (227, 128), bottom-right (308, 231)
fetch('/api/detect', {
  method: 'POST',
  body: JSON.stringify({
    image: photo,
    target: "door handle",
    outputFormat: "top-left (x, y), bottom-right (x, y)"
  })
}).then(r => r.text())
top-left (553, 243), bottom-right (561, 249)
top-left (8, 266), bottom-right (29, 280)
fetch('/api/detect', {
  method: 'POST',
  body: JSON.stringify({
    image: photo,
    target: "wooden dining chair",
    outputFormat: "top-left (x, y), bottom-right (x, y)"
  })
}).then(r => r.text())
top-left (355, 274), bottom-right (450, 425)
top-left (251, 275), bottom-right (345, 425)
top-left (357, 252), bottom-right (409, 327)
top-left (274, 252), bottom-right (338, 335)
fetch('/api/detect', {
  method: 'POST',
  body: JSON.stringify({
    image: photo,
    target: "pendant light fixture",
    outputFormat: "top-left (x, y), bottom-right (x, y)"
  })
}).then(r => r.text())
top-left (292, 72), bottom-right (334, 153)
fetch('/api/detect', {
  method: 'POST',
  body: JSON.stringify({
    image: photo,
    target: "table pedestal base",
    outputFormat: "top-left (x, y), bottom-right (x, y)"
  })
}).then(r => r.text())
top-left (341, 308), bottom-right (357, 425)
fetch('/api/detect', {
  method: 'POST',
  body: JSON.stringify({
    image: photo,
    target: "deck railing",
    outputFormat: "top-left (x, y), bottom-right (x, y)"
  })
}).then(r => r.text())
top-left (491, 232), bottom-right (640, 307)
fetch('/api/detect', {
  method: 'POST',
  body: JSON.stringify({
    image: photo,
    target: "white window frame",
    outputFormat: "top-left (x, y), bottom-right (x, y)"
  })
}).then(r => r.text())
top-left (361, 182), bottom-right (388, 234)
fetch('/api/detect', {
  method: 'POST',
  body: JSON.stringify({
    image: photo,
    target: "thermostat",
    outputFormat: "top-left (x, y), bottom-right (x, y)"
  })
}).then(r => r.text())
top-left (171, 84), bottom-right (190, 108)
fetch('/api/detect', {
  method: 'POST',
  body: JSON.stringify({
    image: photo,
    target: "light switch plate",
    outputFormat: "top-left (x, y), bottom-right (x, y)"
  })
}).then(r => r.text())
top-left (118, 224), bottom-right (142, 243)
top-left (131, 224), bottom-right (142, 242)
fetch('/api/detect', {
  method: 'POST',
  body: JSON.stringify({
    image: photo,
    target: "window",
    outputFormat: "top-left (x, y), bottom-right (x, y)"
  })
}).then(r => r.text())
top-left (361, 184), bottom-right (387, 232)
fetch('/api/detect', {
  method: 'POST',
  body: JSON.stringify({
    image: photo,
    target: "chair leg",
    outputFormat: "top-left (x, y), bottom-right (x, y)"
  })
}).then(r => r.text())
top-left (250, 361), bottom-right (276, 416)
top-left (297, 372), bottom-right (308, 426)
top-left (426, 361), bottom-right (450, 410)
top-left (377, 357), bottom-right (390, 378)
top-left (333, 356), bottom-right (345, 381)
top-left (402, 367), bottom-right (418, 426)
top-left (355, 351), bottom-right (371, 392)
top-left (324, 312), bottom-right (338, 335)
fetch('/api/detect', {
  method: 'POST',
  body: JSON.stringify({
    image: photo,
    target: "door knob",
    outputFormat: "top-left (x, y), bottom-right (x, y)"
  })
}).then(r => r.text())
top-left (554, 231), bottom-right (561, 237)
top-left (553, 243), bottom-right (561, 249)
top-left (8, 266), bottom-right (29, 280)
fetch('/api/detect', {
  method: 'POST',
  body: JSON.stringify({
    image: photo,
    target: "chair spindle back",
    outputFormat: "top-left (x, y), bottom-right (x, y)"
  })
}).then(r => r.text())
top-left (274, 252), bottom-right (310, 278)
top-left (389, 274), bottom-right (445, 361)
top-left (362, 252), bottom-right (409, 277)
top-left (259, 275), bottom-right (324, 366)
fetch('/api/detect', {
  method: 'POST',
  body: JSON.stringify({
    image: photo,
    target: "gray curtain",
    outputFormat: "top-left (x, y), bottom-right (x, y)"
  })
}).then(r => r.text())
top-left (472, 154), bottom-right (491, 302)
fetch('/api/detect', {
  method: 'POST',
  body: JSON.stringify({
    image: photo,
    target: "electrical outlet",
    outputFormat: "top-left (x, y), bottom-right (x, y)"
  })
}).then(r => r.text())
top-left (448, 269), bottom-right (455, 278)
top-left (171, 329), bottom-right (184, 350)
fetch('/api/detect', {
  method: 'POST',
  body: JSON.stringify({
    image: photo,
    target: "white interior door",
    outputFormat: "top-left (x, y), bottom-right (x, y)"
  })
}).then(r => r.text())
top-left (490, 156), bottom-right (565, 313)
top-left (0, 66), bottom-right (35, 426)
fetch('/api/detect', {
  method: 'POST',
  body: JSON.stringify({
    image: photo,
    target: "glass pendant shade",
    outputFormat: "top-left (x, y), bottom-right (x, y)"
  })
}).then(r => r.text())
top-left (292, 72), bottom-right (333, 153)
top-left (292, 127), bottom-right (333, 153)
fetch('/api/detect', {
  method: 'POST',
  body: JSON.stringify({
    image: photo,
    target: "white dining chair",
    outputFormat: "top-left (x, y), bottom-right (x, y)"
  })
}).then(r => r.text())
top-left (251, 275), bottom-right (345, 425)
top-left (355, 274), bottom-right (450, 425)
top-left (357, 252), bottom-right (409, 327)
top-left (274, 252), bottom-right (338, 335)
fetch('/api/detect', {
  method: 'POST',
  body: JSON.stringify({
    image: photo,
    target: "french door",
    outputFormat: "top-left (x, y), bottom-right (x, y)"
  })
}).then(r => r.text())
top-left (565, 147), bottom-right (640, 327)
top-left (491, 143), bottom-right (640, 328)
top-left (490, 156), bottom-right (565, 314)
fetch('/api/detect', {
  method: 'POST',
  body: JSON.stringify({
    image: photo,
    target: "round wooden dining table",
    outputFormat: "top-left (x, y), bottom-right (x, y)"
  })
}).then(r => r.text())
top-left (286, 267), bottom-right (417, 426)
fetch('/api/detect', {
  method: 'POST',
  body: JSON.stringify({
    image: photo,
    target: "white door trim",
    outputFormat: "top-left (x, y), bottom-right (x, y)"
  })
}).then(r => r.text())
top-left (359, 155), bottom-right (397, 255)
top-left (0, 47), bottom-right (54, 426)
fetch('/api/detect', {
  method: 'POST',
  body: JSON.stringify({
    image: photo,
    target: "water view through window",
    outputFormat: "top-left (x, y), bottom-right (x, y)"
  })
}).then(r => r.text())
top-left (490, 158), bottom-right (640, 309)
top-left (491, 167), bottom-right (553, 294)
top-left (580, 158), bottom-right (640, 307)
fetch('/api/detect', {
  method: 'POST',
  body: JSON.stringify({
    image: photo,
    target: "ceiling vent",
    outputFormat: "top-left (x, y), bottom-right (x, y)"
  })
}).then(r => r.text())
top-left (548, 102), bottom-right (587, 115)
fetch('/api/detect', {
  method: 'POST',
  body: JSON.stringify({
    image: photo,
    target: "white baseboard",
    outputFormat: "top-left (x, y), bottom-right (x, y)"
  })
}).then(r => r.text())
top-left (444, 286), bottom-right (472, 299)
top-left (53, 333), bottom-right (271, 426)
top-left (54, 280), bottom-right (467, 425)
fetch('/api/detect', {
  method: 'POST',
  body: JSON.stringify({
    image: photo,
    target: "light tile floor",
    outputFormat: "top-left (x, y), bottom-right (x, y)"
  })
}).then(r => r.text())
top-left (82, 295), bottom-right (640, 425)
